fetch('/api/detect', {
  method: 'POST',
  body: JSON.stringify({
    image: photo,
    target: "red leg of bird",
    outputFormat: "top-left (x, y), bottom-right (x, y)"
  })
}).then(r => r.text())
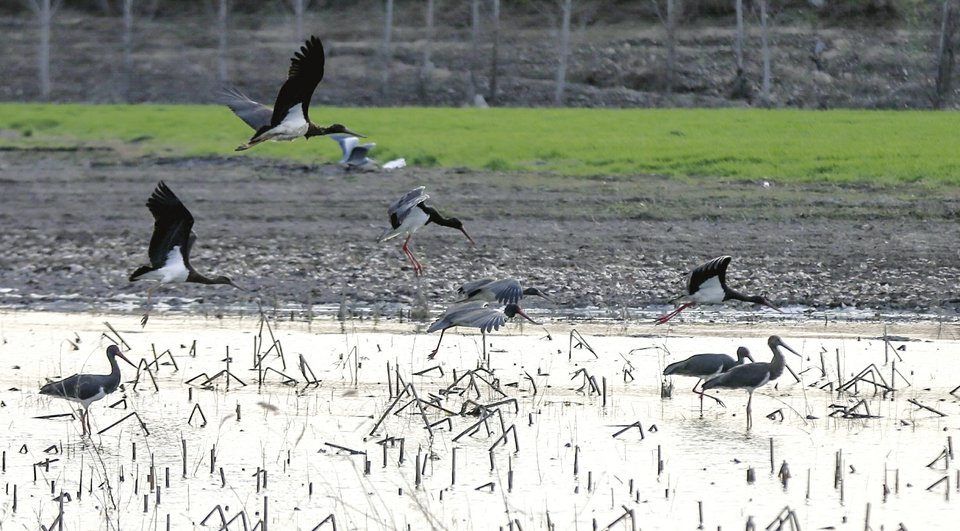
top-left (746, 390), bottom-right (754, 430)
top-left (654, 303), bottom-right (694, 325)
top-left (428, 328), bottom-right (447, 360)
top-left (692, 380), bottom-right (726, 412)
top-left (401, 236), bottom-right (423, 276)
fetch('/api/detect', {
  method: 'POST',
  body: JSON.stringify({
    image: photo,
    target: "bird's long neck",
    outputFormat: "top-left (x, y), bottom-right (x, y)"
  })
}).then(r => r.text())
top-left (105, 353), bottom-right (123, 391)
top-left (768, 346), bottom-right (786, 380)
top-left (724, 288), bottom-right (763, 304)
top-left (186, 271), bottom-right (229, 286)
top-left (304, 123), bottom-right (326, 137)
top-left (421, 205), bottom-right (457, 228)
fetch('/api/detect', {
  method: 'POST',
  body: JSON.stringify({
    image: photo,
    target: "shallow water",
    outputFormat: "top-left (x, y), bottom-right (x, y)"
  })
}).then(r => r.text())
top-left (0, 311), bottom-right (957, 530)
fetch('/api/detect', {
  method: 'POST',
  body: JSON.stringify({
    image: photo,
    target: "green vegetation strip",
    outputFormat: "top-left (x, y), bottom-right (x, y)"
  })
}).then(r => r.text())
top-left (1, 103), bottom-right (957, 184)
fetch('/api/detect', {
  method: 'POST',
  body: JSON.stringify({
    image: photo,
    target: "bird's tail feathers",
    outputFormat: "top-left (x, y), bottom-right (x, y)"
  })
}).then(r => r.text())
top-left (129, 266), bottom-right (155, 282)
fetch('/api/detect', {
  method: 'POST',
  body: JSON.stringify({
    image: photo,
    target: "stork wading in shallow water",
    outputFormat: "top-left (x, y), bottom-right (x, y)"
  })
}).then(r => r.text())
top-left (655, 256), bottom-right (781, 324)
top-left (129, 181), bottom-right (243, 326)
top-left (40, 345), bottom-right (134, 436)
top-left (663, 346), bottom-right (754, 414)
top-left (701, 336), bottom-right (800, 429)
top-left (427, 302), bottom-right (539, 359)
top-left (456, 278), bottom-right (553, 305)
top-left (377, 186), bottom-right (475, 276)
top-left (224, 36), bottom-right (363, 151)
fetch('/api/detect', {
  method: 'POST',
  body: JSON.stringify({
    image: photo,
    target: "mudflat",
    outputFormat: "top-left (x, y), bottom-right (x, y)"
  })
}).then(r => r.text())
top-left (2, 148), bottom-right (959, 318)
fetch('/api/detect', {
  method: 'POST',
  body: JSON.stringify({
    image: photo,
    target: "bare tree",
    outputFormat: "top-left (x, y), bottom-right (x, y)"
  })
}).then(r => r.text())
top-left (468, 0), bottom-right (481, 104)
top-left (488, 0), bottom-right (501, 104)
top-left (934, 0), bottom-right (958, 109)
top-left (382, 0), bottom-right (395, 102)
top-left (216, 0), bottom-right (230, 86)
top-left (649, 0), bottom-right (677, 94)
top-left (122, 0), bottom-right (135, 101)
top-left (289, 0), bottom-right (308, 43)
top-left (23, 0), bottom-right (62, 99)
top-left (418, 0), bottom-right (436, 100)
top-left (554, 0), bottom-right (573, 105)
top-left (759, 0), bottom-right (771, 105)
top-left (734, 0), bottom-right (744, 71)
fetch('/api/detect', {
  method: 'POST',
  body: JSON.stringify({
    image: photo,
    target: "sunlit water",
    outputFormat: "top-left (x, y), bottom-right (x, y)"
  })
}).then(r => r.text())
top-left (0, 311), bottom-right (957, 530)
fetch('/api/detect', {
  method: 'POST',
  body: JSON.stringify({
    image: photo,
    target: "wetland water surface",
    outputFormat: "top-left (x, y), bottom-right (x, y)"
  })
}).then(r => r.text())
top-left (0, 311), bottom-right (957, 530)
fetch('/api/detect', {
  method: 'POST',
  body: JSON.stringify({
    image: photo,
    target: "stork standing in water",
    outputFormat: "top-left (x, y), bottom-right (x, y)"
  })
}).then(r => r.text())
top-left (427, 302), bottom-right (538, 359)
top-left (129, 181), bottom-right (243, 326)
top-left (40, 345), bottom-right (133, 436)
top-left (456, 278), bottom-right (553, 305)
top-left (702, 335), bottom-right (800, 429)
top-left (224, 36), bottom-right (363, 151)
top-left (655, 256), bottom-right (780, 324)
top-left (663, 346), bottom-right (754, 414)
top-left (378, 187), bottom-right (475, 276)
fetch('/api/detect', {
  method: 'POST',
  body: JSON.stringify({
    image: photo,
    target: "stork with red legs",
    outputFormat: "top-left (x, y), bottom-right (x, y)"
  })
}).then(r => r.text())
top-left (655, 256), bottom-right (780, 324)
top-left (378, 187), bottom-right (475, 276)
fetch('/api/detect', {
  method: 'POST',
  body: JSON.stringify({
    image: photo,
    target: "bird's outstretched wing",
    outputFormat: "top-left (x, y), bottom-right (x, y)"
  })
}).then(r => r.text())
top-left (457, 278), bottom-right (496, 296)
top-left (687, 256), bottom-right (731, 294)
top-left (145, 181), bottom-right (195, 269)
top-left (427, 301), bottom-right (488, 333)
top-left (222, 88), bottom-right (274, 131)
top-left (481, 279), bottom-right (524, 304)
top-left (388, 186), bottom-right (429, 228)
top-left (271, 35), bottom-right (326, 126)
top-left (460, 306), bottom-right (511, 333)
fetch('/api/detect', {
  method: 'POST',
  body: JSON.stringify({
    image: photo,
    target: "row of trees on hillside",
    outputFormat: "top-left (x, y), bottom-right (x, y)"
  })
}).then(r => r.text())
top-left (16, 0), bottom-right (960, 108)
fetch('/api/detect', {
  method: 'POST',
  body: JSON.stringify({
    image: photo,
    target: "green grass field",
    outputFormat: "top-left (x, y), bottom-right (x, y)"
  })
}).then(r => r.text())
top-left (1, 103), bottom-right (958, 184)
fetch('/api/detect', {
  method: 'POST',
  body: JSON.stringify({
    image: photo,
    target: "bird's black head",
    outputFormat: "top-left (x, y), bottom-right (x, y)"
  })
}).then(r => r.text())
top-left (212, 276), bottom-right (244, 290)
top-left (736, 346), bottom-right (754, 363)
top-left (309, 123), bottom-right (365, 138)
top-left (522, 287), bottom-right (554, 302)
top-left (768, 335), bottom-right (800, 356)
top-left (503, 304), bottom-right (540, 324)
top-left (107, 345), bottom-right (134, 366)
top-left (746, 294), bottom-right (781, 313)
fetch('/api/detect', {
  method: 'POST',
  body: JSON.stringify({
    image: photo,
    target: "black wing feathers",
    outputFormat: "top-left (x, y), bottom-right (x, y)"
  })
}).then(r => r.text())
top-left (687, 256), bottom-right (731, 294)
top-left (145, 181), bottom-right (195, 269)
top-left (270, 36), bottom-right (326, 127)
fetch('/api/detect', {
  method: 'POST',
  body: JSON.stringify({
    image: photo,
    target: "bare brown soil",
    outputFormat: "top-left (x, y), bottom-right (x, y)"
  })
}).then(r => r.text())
top-left (2, 147), bottom-right (959, 317)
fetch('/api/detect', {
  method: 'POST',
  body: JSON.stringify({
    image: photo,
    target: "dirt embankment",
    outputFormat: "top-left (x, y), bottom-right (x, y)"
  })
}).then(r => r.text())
top-left (2, 148), bottom-right (960, 317)
top-left (0, 2), bottom-right (954, 109)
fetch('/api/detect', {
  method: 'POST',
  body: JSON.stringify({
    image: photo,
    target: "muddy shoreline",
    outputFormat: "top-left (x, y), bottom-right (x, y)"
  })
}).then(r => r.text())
top-left (2, 148), bottom-right (960, 321)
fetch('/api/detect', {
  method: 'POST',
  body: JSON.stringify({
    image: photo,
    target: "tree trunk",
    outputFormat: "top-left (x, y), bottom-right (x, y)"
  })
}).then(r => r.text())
top-left (217, 0), bottom-right (229, 86)
top-left (488, 0), bottom-right (500, 104)
top-left (122, 0), bottom-right (134, 102)
top-left (468, 0), bottom-right (480, 104)
top-left (292, 0), bottom-right (305, 44)
top-left (38, 0), bottom-right (53, 99)
top-left (934, 0), bottom-right (957, 109)
top-left (554, 0), bottom-right (572, 106)
top-left (418, 0), bottom-right (435, 101)
top-left (759, 0), bottom-right (771, 105)
top-left (382, 0), bottom-right (394, 102)
top-left (665, 0), bottom-right (675, 94)
top-left (735, 0), bottom-right (744, 70)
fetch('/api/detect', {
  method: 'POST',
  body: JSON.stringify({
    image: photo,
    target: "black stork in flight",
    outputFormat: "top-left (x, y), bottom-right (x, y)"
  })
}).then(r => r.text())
top-left (655, 256), bottom-right (780, 325)
top-left (224, 36), bottom-right (363, 151)
top-left (663, 346), bottom-right (754, 414)
top-left (702, 336), bottom-right (800, 430)
top-left (456, 278), bottom-right (553, 305)
top-left (377, 186), bottom-right (475, 276)
top-left (129, 181), bottom-right (242, 326)
top-left (40, 345), bottom-right (134, 436)
top-left (426, 302), bottom-right (539, 359)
